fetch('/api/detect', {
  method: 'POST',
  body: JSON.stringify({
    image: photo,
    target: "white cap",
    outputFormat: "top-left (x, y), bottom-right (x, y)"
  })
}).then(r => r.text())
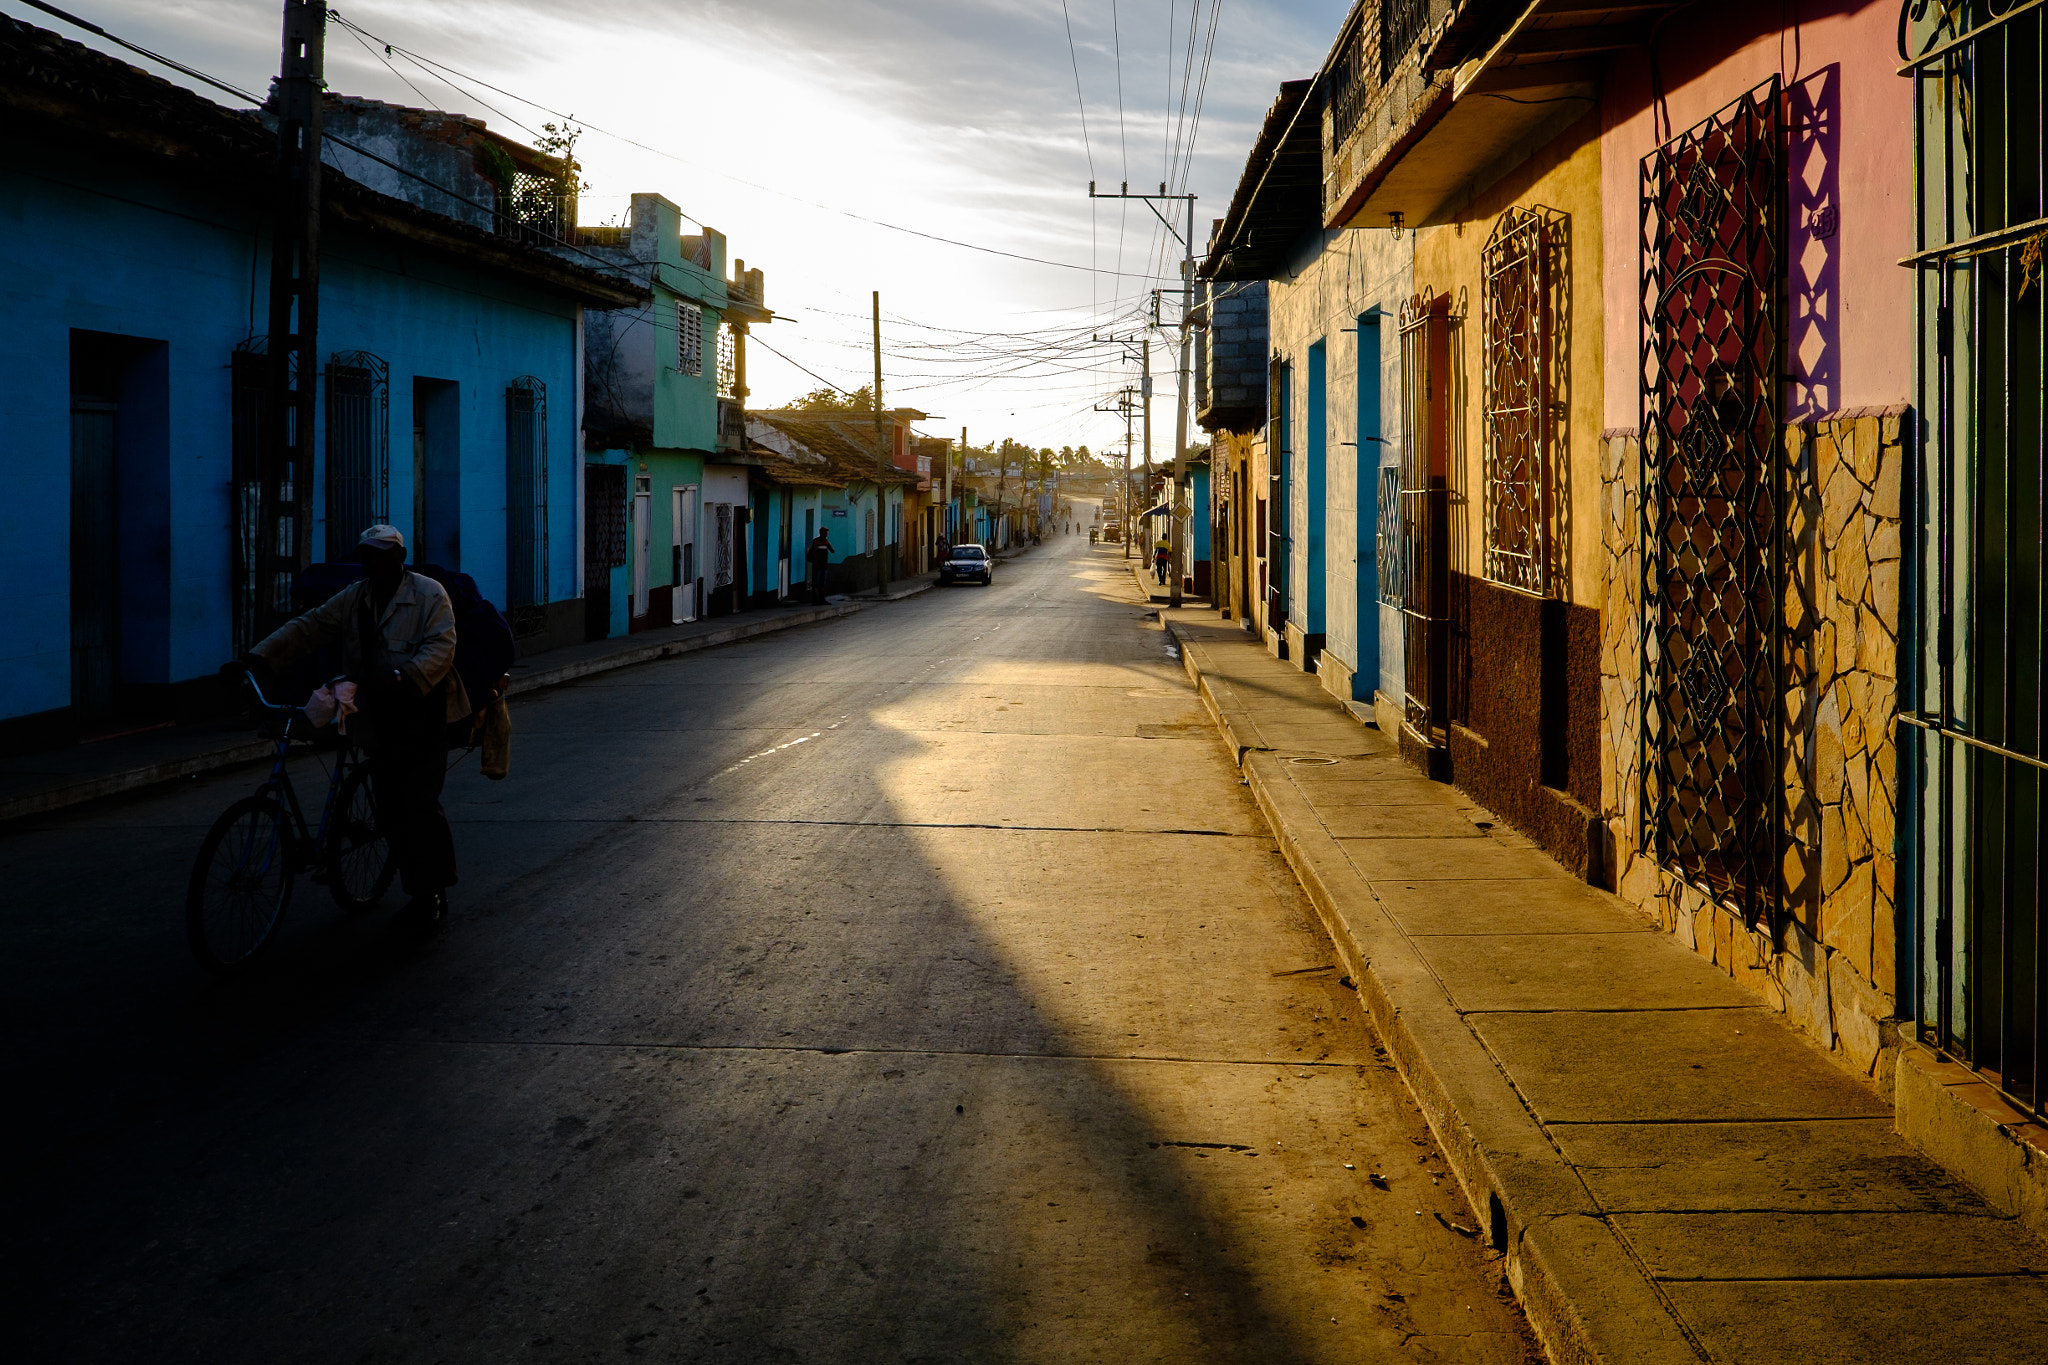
top-left (358, 524), bottom-right (405, 552)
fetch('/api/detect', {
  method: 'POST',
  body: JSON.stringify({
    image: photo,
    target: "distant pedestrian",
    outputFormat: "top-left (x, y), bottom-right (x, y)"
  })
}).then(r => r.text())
top-left (807, 529), bottom-right (833, 604)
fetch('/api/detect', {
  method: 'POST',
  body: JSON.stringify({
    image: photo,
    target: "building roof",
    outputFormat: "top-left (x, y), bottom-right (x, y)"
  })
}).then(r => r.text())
top-left (0, 16), bottom-right (645, 310)
top-left (742, 442), bottom-right (846, 489)
top-left (1199, 79), bottom-right (1322, 281)
top-left (748, 412), bottom-right (925, 487)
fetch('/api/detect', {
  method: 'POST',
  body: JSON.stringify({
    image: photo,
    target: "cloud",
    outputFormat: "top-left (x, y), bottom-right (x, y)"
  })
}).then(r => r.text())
top-left (18, 0), bottom-right (1347, 448)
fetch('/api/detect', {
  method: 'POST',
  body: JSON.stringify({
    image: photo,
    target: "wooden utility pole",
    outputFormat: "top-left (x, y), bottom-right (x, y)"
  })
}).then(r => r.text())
top-left (257, 0), bottom-right (325, 636)
top-left (872, 290), bottom-right (888, 592)
top-left (1142, 336), bottom-right (1152, 564)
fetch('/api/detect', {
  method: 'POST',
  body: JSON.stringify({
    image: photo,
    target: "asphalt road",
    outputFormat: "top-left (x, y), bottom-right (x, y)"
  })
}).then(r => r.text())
top-left (2, 533), bottom-right (1539, 1364)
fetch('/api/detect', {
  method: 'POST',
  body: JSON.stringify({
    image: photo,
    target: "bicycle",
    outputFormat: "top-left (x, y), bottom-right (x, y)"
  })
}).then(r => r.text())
top-left (186, 670), bottom-right (396, 974)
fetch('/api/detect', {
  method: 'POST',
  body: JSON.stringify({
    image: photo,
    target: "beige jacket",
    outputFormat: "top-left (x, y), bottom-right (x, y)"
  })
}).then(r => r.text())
top-left (253, 572), bottom-right (472, 725)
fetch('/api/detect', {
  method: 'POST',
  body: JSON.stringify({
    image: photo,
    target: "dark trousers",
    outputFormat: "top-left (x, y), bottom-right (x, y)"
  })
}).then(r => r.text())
top-left (808, 560), bottom-right (829, 603)
top-left (365, 693), bottom-right (457, 895)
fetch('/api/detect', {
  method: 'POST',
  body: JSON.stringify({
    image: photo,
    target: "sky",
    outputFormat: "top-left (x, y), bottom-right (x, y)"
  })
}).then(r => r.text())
top-left (9, 0), bottom-right (1346, 456)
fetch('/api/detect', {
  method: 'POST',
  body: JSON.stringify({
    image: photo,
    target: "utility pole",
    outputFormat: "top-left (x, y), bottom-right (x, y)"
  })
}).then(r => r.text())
top-left (1142, 336), bottom-right (1152, 563)
top-left (257, 0), bottom-right (325, 638)
top-left (1092, 387), bottom-right (1136, 559)
top-left (872, 289), bottom-right (887, 593)
top-left (949, 424), bottom-right (962, 546)
top-left (1088, 180), bottom-right (1197, 607)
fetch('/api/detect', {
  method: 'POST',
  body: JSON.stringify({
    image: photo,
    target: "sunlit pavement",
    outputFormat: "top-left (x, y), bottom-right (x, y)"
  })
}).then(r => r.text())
top-left (2, 532), bottom-right (1537, 1364)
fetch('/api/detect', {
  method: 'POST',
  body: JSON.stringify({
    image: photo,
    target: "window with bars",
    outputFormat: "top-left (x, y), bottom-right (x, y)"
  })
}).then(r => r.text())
top-left (1904, 0), bottom-right (2048, 1116)
top-left (1481, 206), bottom-right (1566, 597)
top-left (324, 351), bottom-right (388, 561)
top-left (677, 302), bottom-right (703, 377)
top-left (504, 377), bottom-right (548, 622)
top-left (717, 323), bottom-right (738, 398)
top-left (1380, 0), bottom-right (1429, 81)
top-left (1397, 293), bottom-right (1451, 741)
top-left (1267, 358), bottom-right (1291, 627)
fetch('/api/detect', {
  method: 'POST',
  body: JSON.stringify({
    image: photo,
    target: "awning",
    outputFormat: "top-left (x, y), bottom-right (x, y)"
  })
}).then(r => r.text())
top-left (1142, 503), bottom-right (1173, 517)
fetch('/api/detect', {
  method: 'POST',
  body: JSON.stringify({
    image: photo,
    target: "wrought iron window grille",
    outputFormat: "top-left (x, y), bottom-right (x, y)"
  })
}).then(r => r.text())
top-left (324, 351), bottom-right (389, 562)
top-left (1380, 0), bottom-right (1430, 82)
top-left (1398, 291), bottom-right (1454, 743)
top-left (1637, 79), bottom-right (1786, 935)
top-left (677, 302), bottom-right (703, 377)
top-left (1481, 206), bottom-right (1570, 599)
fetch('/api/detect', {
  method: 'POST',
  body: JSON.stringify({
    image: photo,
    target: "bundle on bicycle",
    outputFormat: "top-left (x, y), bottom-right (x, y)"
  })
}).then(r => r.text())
top-left (190, 523), bottom-right (491, 974)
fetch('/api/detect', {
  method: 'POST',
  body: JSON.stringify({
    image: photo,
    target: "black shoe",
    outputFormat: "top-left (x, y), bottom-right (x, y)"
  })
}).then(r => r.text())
top-left (393, 891), bottom-right (448, 937)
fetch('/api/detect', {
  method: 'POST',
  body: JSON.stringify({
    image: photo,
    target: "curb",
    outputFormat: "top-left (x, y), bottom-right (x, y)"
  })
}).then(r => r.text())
top-left (2, 599), bottom-right (871, 827)
top-left (1164, 618), bottom-right (1704, 1365)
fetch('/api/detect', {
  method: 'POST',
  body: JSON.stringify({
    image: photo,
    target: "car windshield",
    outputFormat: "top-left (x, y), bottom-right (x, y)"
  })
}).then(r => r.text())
top-left (952, 547), bottom-right (986, 560)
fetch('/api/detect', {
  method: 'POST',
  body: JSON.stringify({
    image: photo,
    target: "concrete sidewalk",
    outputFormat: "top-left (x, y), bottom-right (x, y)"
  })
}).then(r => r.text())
top-left (0, 596), bottom-right (872, 825)
top-left (1155, 603), bottom-right (2048, 1365)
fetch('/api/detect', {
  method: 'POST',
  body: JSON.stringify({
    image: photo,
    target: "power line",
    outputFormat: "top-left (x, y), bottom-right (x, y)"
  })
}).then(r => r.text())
top-left (1058, 0), bottom-right (1095, 181)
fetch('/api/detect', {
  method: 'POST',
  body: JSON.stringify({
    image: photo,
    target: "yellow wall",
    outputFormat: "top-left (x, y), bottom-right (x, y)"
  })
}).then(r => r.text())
top-left (1409, 111), bottom-right (1605, 609)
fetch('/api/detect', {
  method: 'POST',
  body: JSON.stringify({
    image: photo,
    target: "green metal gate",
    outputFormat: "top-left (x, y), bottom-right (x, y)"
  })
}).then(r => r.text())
top-left (1903, 0), bottom-right (2048, 1113)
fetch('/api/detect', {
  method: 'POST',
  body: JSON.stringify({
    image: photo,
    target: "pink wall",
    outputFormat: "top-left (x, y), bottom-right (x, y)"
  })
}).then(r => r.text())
top-left (1600, 0), bottom-right (1913, 430)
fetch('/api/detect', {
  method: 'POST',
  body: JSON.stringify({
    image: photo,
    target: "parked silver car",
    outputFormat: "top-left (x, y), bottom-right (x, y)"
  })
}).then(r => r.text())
top-left (939, 543), bottom-right (993, 586)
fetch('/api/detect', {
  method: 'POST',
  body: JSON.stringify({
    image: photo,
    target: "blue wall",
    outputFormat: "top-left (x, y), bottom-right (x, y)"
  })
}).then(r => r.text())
top-left (0, 156), bottom-right (583, 723)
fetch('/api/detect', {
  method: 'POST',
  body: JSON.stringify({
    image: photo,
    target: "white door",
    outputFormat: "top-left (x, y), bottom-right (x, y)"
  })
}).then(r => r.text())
top-left (672, 485), bottom-right (698, 623)
top-left (631, 481), bottom-right (651, 620)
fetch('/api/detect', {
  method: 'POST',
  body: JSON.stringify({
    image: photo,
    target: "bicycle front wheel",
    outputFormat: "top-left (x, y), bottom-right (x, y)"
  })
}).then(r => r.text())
top-left (187, 795), bottom-right (295, 974)
top-left (326, 765), bottom-right (396, 913)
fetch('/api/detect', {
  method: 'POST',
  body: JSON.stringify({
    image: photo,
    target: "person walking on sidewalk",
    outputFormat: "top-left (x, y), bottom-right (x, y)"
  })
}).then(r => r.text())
top-left (806, 528), bottom-right (834, 605)
top-left (1153, 538), bottom-right (1172, 586)
top-left (239, 524), bottom-right (470, 937)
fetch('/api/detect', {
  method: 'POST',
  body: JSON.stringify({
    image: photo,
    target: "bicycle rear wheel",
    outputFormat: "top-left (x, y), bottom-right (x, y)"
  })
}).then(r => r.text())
top-left (326, 765), bottom-right (396, 912)
top-left (187, 795), bottom-right (294, 974)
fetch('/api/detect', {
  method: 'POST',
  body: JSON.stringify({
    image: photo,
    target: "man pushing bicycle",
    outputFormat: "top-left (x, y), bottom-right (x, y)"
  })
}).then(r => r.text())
top-left (236, 524), bottom-right (470, 937)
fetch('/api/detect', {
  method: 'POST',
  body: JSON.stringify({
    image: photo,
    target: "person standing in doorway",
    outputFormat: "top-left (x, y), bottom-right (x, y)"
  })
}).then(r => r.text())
top-left (241, 524), bottom-right (469, 936)
top-left (807, 528), bottom-right (834, 605)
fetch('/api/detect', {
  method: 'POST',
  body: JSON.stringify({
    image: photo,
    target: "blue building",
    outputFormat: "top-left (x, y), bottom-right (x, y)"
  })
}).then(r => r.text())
top-left (0, 19), bottom-right (640, 748)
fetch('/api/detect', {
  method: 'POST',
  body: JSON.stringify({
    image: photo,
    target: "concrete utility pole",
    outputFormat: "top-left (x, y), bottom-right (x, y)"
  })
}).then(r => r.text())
top-left (1093, 388), bottom-right (1136, 558)
top-left (1142, 336), bottom-right (1152, 564)
top-left (872, 290), bottom-right (887, 593)
top-left (1089, 180), bottom-right (1197, 607)
top-left (258, 0), bottom-right (326, 637)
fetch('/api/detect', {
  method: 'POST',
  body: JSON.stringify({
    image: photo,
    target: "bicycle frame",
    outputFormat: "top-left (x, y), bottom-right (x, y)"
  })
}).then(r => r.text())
top-left (244, 672), bottom-right (360, 870)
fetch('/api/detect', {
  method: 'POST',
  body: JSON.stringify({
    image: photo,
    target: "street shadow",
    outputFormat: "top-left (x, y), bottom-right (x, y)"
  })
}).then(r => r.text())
top-left (0, 537), bottom-right (1512, 1363)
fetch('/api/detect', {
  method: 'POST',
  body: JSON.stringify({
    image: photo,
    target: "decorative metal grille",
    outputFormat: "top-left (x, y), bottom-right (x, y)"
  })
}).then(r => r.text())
top-left (584, 463), bottom-right (628, 574)
top-left (1637, 79), bottom-right (1785, 930)
top-left (505, 377), bottom-right (548, 631)
top-left (1328, 19), bottom-right (1371, 148)
top-left (324, 351), bottom-right (389, 562)
top-left (1482, 206), bottom-right (1565, 597)
top-left (678, 302), bottom-right (703, 377)
top-left (713, 504), bottom-right (735, 587)
top-left (1375, 463), bottom-right (1405, 607)
top-left (1379, 0), bottom-right (1429, 81)
top-left (1903, 0), bottom-right (2048, 1115)
top-left (717, 324), bottom-right (738, 399)
top-left (1398, 293), bottom-right (1451, 741)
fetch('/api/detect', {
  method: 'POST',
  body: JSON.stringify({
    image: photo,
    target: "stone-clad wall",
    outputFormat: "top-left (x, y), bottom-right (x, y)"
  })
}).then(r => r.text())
top-left (1598, 409), bottom-right (1907, 1091)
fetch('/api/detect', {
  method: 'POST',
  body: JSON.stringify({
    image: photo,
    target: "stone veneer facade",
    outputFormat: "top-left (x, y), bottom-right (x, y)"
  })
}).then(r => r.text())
top-left (1598, 408), bottom-right (1907, 1092)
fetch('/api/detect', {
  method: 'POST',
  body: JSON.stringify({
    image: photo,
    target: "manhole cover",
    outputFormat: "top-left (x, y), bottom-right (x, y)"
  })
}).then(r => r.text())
top-left (1287, 756), bottom-right (1341, 766)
